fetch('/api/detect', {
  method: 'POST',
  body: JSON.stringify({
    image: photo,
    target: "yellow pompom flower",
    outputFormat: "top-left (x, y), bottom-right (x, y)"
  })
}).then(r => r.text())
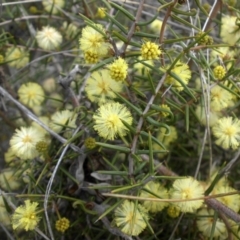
top-left (150, 19), bottom-right (163, 34)
top-left (167, 205), bottom-right (180, 218)
top-left (170, 177), bottom-right (204, 213)
top-left (159, 104), bottom-right (171, 118)
top-left (197, 208), bottom-right (227, 238)
top-left (10, 127), bottom-right (45, 160)
top-left (84, 137), bottom-right (96, 149)
top-left (79, 24), bottom-right (110, 57)
top-left (85, 69), bottom-right (123, 105)
top-left (141, 41), bottom-right (161, 60)
top-left (84, 50), bottom-right (99, 64)
top-left (18, 82), bottom-right (45, 108)
top-left (50, 109), bottom-right (77, 134)
top-left (215, 185), bottom-right (240, 212)
top-left (114, 200), bottom-right (149, 236)
top-left (165, 62), bottom-right (191, 92)
top-left (93, 102), bottom-right (133, 140)
top-left (5, 47), bottom-right (29, 69)
top-left (220, 16), bottom-right (240, 46)
top-left (212, 117), bottom-right (240, 150)
top-left (96, 7), bottom-right (106, 18)
top-left (42, 0), bottom-right (65, 14)
top-left (140, 181), bottom-right (169, 213)
top-left (213, 65), bottom-right (226, 80)
top-left (210, 85), bottom-right (234, 111)
top-left (55, 217), bottom-right (70, 233)
top-left (36, 26), bottom-right (62, 51)
top-left (12, 200), bottom-right (41, 231)
top-left (108, 57), bottom-right (128, 82)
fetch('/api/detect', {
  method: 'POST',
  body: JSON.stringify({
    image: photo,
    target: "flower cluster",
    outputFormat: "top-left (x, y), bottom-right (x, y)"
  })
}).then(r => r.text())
top-left (141, 41), bottom-right (161, 60)
top-left (93, 102), bottom-right (133, 140)
top-left (36, 26), bottom-right (63, 51)
top-left (12, 200), bottom-right (41, 231)
top-left (18, 82), bottom-right (45, 108)
top-left (165, 62), bottom-right (191, 91)
top-left (55, 217), bottom-right (70, 233)
top-left (85, 69), bottom-right (123, 105)
top-left (212, 117), bottom-right (240, 149)
top-left (169, 177), bottom-right (204, 213)
top-left (140, 181), bottom-right (169, 212)
top-left (108, 57), bottom-right (128, 82)
top-left (9, 127), bottom-right (45, 160)
top-left (5, 47), bottom-right (29, 69)
top-left (221, 15), bottom-right (240, 46)
top-left (79, 24), bottom-right (110, 63)
top-left (115, 200), bottom-right (149, 236)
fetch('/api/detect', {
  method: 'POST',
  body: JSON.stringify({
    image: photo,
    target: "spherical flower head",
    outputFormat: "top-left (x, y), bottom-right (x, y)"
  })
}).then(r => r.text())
top-left (165, 62), bottom-right (191, 91)
top-left (150, 19), bottom-right (163, 34)
top-left (167, 205), bottom-right (180, 218)
top-left (35, 141), bottom-right (48, 154)
top-left (212, 117), bottom-right (240, 150)
top-left (108, 57), bottom-right (128, 82)
top-left (114, 200), bottom-right (149, 236)
top-left (10, 126), bottom-right (45, 160)
top-left (196, 31), bottom-right (213, 45)
top-left (0, 168), bottom-right (21, 190)
top-left (84, 50), bottom-right (100, 64)
top-left (170, 177), bottom-right (204, 213)
top-left (134, 56), bottom-right (154, 75)
top-left (55, 217), bottom-right (70, 233)
top-left (36, 26), bottom-right (62, 51)
top-left (215, 185), bottom-right (240, 212)
top-left (18, 82), bottom-right (45, 108)
top-left (84, 137), bottom-right (96, 149)
top-left (221, 16), bottom-right (240, 46)
top-left (79, 24), bottom-right (110, 57)
top-left (5, 47), bottom-right (29, 69)
top-left (141, 41), bottom-right (161, 60)
top-left (195, 104), bottom-right (222, 127)
top-left (140, 181), bottom-right (169, 213)
top-left (85, 69), bottom-right (123, 105)
top-left (12, 200), bottom-right (41, 231)
top-left (42, 0), bottom-right (65, 14)
top-left (159, 104), bottom-right (171, 118)
top-left (210, 85), bottom-right (234, 111)
top-left (93, 102), bottom-right (133, 140)
top-left (96, 7), bottom-right (106, 18)
top-left (197, 208), bottom-right (227, 238)
top-left (213, 65), bottom-right (226, 80)
top-left (50, 109), bottom-right (77, 134)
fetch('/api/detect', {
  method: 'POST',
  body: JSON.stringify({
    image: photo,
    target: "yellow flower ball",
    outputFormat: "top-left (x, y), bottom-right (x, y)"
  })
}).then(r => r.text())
top-left (141, 41), bottom-right (161, 60)
top-left (93, 102), bottom-right (133, 140)
top-left (18, 82), bottom-right (45, 108)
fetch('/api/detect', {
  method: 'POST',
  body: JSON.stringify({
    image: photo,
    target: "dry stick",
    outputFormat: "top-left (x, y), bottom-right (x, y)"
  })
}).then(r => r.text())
top-left (159, 0), bottom-right (178, 66)
top-left (129, 74), bottom-right (167, 176)
top-left (120, 0), bottom-right (145, 54)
